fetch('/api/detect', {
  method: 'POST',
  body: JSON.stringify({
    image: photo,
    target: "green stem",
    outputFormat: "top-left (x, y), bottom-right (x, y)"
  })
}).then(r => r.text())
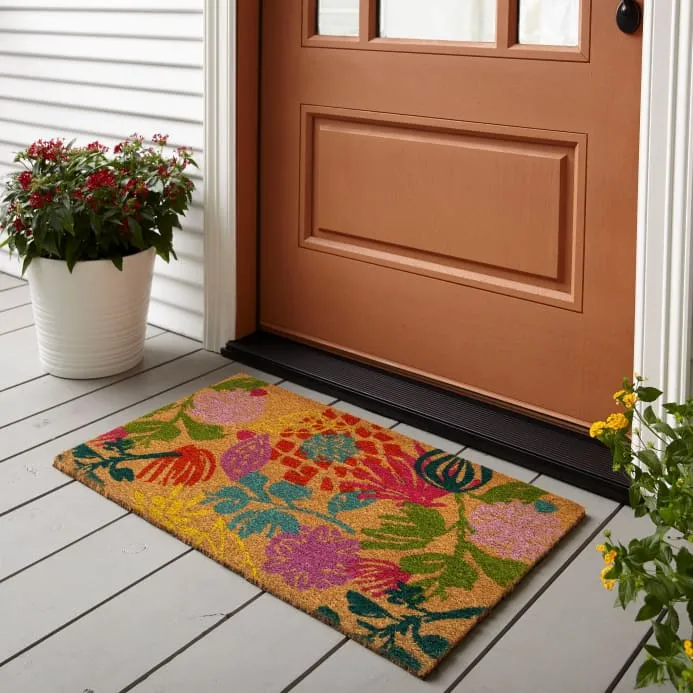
top-left (286, 503), bottom-right (355, 534)
top-left (453, 494), bottom-right (472, 559)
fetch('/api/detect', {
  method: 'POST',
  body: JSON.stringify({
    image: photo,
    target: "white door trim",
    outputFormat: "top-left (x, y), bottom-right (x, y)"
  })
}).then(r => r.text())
top-left (203, 1), bottom-right (693, 409)
top-left (202, 0), bottom-right (237, 352)
top-left (634, 0), bottom-right (693, 411)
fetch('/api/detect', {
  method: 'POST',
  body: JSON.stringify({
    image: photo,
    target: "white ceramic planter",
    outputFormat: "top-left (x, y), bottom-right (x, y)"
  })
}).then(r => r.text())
top-left (27, 247), bottom-right (156, 379)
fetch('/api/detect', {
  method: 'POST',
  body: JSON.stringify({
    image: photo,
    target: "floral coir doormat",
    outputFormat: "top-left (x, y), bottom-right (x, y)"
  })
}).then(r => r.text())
top-left (54, 373), bottom-right (585, 677)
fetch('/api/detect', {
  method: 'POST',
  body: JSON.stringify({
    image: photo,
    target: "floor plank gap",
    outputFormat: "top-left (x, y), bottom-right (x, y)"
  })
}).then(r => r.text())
top-left (0, 511), bottom-right (130, 586)
top-left (118, 590), bottom-right (267, 693)
top-left (0, 548), bottom-right (193, 670)
top-left (280, 639), bottom-right (350, 693)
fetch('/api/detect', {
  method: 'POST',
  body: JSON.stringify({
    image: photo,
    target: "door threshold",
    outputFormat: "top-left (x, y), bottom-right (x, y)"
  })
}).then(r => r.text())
top-left (222, 332), bottom-right (629, 504)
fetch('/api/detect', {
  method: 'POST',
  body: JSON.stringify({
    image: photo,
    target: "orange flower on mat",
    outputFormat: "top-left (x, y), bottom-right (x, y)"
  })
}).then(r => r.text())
top-left (136, 445), bottom-right (216, 486)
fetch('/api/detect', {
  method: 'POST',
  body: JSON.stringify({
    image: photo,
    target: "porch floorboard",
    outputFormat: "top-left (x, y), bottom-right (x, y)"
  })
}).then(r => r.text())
top-left (0, 272), bottom-right (672, 692)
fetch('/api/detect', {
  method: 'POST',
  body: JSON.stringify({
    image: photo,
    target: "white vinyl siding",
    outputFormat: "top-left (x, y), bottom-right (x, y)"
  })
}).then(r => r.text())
top-left (0, 0), bottom-right (205, 340)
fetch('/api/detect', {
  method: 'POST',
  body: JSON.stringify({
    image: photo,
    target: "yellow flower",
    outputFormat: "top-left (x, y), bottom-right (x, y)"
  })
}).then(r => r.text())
top-left (605, 413), bottom-right (629, 431)
top-left (590, 421), bottom-right (607, 438)
top-left (600, 564), bottom-right (616, 590)
top-left (603, 550), bottom-right (618, 564)
top-left (684, 640), bottom-right (693, 660)
top-left (596, 544), bottom-right (606, 553)
top-left (614, 390), bottom-right (638, 409)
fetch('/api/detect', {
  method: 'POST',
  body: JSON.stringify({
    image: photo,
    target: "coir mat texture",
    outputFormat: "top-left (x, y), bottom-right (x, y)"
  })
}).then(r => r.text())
top-left (54, 373), bottom-right (585, 677)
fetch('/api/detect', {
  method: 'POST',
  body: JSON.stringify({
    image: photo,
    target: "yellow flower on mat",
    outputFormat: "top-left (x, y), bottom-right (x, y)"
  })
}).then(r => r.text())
top-left (605, 413), bottom-right (629, 431)
top-left (596, 544), bottom-right (606, 553)
top-left (590, 421), bottom-right (607, 438)
top-left (684, 640), bottom-right (693, 660)
top-left (603, 550), bottom-right (618, 564)
top-left (600, 564), bottom-right (616, 591)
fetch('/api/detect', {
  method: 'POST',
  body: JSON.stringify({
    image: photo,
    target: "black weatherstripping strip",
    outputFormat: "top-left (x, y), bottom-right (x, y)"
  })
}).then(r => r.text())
top-left (223, 332), bottom-right (629, 504)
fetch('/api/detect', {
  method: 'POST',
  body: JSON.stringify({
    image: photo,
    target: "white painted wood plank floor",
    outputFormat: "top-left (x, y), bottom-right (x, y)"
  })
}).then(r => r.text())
top-left (0, 273), bottom-right (673, 693)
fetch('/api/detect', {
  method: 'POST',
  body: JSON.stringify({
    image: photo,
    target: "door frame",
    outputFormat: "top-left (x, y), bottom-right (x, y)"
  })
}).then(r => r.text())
top-left (203, 0), bottom-right (693, 416)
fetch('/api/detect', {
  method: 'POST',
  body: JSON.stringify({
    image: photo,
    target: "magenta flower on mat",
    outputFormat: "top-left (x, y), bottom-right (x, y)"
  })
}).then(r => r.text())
top-left (346, 443), bottom-right (449, 507)
top-left (188, 389), bottom-right (266, 425)
top-left (220, 433), bottom-right (272, 481)
top-left (349, 558), bottom-right (412, 597)
top-left (468, 500), bottom-right (564, 562)
top-left (264, 525), bottom-right (360, 590)
top-left (95, 426), bottom-right (128, 444)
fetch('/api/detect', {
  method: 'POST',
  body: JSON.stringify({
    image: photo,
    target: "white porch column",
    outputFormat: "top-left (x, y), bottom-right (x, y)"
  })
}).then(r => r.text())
top-left (634, 0), bottom-right (693, 409)
top-left (203, 0), bottom-right (237, 351)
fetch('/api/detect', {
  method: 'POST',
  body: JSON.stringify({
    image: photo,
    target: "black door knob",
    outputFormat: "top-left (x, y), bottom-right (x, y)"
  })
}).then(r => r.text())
top-left (616, 0), bottom-right (642, 34)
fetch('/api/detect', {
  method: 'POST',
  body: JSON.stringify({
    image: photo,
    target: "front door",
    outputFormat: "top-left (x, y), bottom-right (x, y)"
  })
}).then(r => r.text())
top-left (259, 0), bottom-right (642, 427)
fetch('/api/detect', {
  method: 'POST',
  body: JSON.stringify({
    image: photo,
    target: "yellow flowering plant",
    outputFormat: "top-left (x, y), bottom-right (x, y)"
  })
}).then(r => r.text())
top-left (591, 377), bottom-right (693, 690)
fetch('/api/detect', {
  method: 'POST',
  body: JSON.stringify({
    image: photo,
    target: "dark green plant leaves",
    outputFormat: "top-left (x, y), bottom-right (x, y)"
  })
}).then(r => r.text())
top-left (108, 465), bottom-right (134, 482)
top-left (637, 386), bottom-right (663, 402)
top-left (635, 658), bottom-right (662, 689)
top-left (315, 606), bottom-right (341, 627)
top-left (347, 591), bottom-right (392, 619)
top-left (635, 596), bottom-right (662, 622)
top-left (414, 633), bottom-right (449, 658)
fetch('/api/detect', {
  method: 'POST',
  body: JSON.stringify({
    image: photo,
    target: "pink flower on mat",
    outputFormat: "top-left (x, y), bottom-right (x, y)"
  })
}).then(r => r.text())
top-left (343, 443), bottom-right (449, 507)
top-left (468, 500), bottom-right (564, 562)
top-left (95, 426), bottom-right (128, 443)
top-left (220, 433), bottom-right (272, 481)
top-left (188, 389), bottom-right (266, 425)
top-left (349, 558), bottom-right (412, 597)
top-left (264, 525), bottom-right (360, 590)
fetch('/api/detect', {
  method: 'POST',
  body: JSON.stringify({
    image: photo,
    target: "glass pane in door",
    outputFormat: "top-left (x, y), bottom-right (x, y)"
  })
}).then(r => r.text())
top-left (317, 0), bottom-right (359, 37)
top-left (518, 0), bottom-right (580, 46)
top-left (379, 0), bottom-right (496, 43)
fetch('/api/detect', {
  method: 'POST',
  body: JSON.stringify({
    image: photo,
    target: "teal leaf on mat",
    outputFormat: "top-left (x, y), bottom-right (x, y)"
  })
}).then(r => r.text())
top-left (316, 605), bottom-right (341, 627)
top-left (347, 591), bottom-right (392, 619)
top-left (268, 480), bottom-right (312, 503)
top-left (386, 646), bottom-right (422, 673)
top-left (415, 633), bottom-right (449, 659)
top-left (235, 509), bottom-right (300, 538)
top-left (213, 488), bottom-right (250, 514)
top-left (327, 491), bottom-right (375, 515)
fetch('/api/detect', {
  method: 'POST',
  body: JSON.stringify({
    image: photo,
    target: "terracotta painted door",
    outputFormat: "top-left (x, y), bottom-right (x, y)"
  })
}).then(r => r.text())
top-left (259, 0), bottom-right (642, 428)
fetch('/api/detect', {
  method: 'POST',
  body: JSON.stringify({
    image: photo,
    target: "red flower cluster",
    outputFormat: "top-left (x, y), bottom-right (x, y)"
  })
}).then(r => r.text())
top-left (86, 141), bottom-right (108, 153)
top-left (86, 170), bottom-right (117, 190)
top-left (124, 177), bottom-right (148, 197)
top-left (29, 191), bottom-right (52, 208)
top-left (13, 218), bottom-right (25, 231)
top-left (17, 171), bottom-right (32, 190)
top-left (26, 139), bottom-right (66, 161)
top-left (152, 133), bottom-right (169, 145)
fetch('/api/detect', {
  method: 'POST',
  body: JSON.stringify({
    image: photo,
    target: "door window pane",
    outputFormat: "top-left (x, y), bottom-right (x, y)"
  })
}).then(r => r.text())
top-left (379, 0), bottom-right (496, 43)
top-left (519, 0), bottom-right (580, 46)
top-left (317, 0), bottom-right (359, 37)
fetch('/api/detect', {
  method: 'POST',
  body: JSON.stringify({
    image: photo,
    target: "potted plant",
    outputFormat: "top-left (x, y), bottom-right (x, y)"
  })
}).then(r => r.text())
top-left (590, 379), bottom-right (693, 691)
top-left (0, 134), bottom-right (197, 379)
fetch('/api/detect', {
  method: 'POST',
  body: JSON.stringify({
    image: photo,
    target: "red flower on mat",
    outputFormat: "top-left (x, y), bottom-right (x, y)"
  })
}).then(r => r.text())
top-left (349, 558), bottom-right (412, 597)
top-left (136, 445), bottom-right (216, 487)
top-left (341, 443), bottom-right (449, 507)
top-left (271, 408), bottom-right (399, 492)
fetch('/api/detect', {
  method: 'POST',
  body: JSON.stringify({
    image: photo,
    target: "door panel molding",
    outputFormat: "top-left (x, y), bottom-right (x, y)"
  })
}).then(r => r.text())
top-left (299, 104), bottom-right (585, 309)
